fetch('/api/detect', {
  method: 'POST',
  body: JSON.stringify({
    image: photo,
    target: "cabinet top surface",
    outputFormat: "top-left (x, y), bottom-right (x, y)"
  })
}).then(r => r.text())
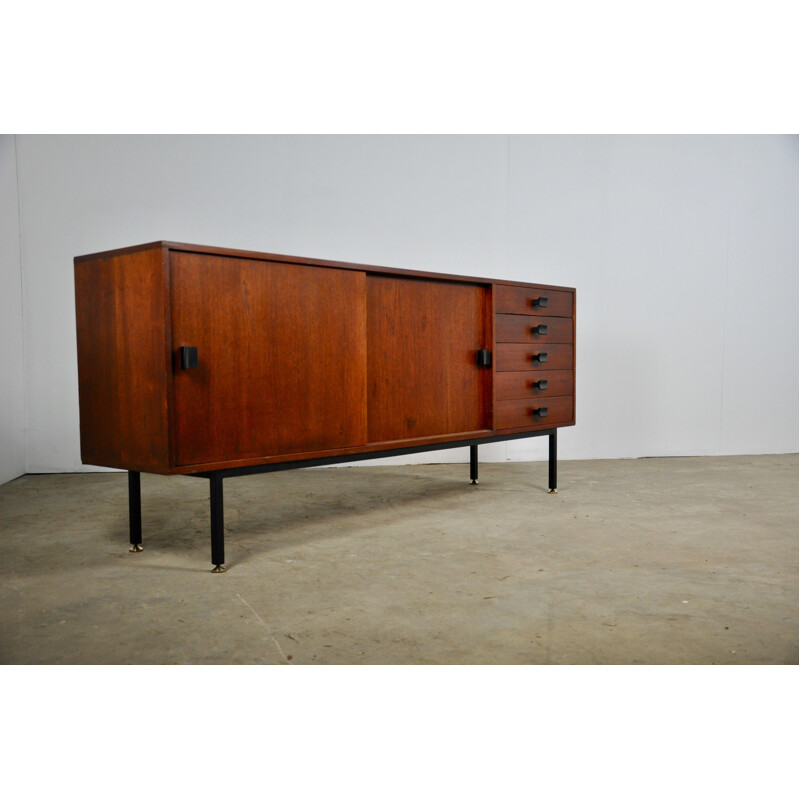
top-left (74, 240), bottom-right (575, 292)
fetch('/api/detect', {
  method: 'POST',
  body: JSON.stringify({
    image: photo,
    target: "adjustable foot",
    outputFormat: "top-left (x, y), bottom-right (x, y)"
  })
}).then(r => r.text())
top-left (471, 479), bottom-right (478, 485)
top-left (129, 543), bottom-right (144, 553)
top-left (211, 564), bottom-right (227, 573)
top-left (548, 488), bottom-right (558, 494)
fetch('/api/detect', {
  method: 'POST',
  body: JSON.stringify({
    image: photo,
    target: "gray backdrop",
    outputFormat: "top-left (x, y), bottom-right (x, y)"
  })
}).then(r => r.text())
top-left (1, 135), bottom-right (797, 483)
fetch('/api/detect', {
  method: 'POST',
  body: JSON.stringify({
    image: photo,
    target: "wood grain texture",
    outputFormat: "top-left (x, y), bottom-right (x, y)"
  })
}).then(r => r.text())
top-left (77, 242), bottom-right (576, 293)
top-left (170, 253), bottom-right (367, 466)
top-left (74, 242), bottom-right (576, 475)
top-left (483, 285), bottom-right (495, 430)
top-left (495, 285), bottom-right (574, 317)
top-left (168, 429), bottom-right (512, 473)
top-left (74, 246), bottom-right (171, 472)
top-left (573, 289), bottom-right (577, 425)
top-left (495, 396), bottom-right (574, 431)
top-left (496, 314), bottom-right (573, 343)
top-left (495, 343), bottom-right (573, 372)
top-left (366, 275), bottom-right (489, 442)
top-left (495, 370), bottom-right (574, 400)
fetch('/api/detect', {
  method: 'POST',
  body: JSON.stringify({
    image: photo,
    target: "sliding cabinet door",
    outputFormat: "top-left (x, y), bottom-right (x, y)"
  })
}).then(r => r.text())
top-left (170, 252), bottom-right (367, 467)
top-left (366, 275), bottom-right (490, 443)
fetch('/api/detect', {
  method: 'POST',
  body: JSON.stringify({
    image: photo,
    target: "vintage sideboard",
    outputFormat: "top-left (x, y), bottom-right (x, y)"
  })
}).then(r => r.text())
top-left (74, 242), bottom-right (576, 572)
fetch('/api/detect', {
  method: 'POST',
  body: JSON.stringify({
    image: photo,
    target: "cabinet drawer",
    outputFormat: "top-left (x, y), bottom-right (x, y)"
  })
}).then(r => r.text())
top-left (495, 396), bottom-right (573, 430)
top-left (496, 314), bottom-right (572, 343)
top-left (496, 370), bottom-right (574, 400)
top-left (495, 285), bottom-right (573, 317)
top-left (495, 343), bottom-right (572, 372)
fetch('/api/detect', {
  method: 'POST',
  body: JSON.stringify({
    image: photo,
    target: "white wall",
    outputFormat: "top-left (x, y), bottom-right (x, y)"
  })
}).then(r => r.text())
top-left (12, 135), bottom-right (799, 474)
top-left (0, 136), bottom-right (26, 484)
top-left (507, 135), bottom-right (799, 460)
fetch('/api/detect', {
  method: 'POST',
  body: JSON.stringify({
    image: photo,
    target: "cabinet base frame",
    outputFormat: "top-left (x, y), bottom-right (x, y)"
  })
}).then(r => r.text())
top-left (127, 429), bottom-right (561, 572)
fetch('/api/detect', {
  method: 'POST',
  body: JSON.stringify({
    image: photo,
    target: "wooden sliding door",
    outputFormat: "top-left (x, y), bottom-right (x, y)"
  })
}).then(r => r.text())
top-left (170, 252), bottom-right (368, 466)
top-left (366, 275), bottom-right (490, 443)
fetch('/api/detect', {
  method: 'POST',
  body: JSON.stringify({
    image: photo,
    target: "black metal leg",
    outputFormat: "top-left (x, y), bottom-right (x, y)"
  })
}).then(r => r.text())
top-left (128, 471), bottom-right (143, 552)
top-left (209, 473), bottom-right (226, 573)
top-left (548, 431), bottom-right (557, 494)
top-left (470, 445), bottom-right (478, 484)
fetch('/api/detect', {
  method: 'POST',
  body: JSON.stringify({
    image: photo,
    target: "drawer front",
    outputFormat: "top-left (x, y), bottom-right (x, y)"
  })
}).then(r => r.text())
top-left (495, 370), bottom-right (574, 400)
top-left (495, 285), bottom-right (573, 317)
top-left (495, 343), bottom-right (572, 372)
top-left (496, 314), bottom-right (572, 343)
top-left (495, 396), bottom-right (574, 430)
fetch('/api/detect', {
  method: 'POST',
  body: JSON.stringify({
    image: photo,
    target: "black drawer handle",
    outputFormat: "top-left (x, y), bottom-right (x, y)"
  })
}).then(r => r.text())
top-left (533, 379), bottom-right (548, 391)
top-left (532, 407), bottom-right (548, 418)
top-left (531, 324), bottom-right (548, 336)
top-left (180, 346), bottom-right (198, 369)
top-left (531, 296), bottom-right (548, 308)
top-left (531, 352), bottom-right (548, 363)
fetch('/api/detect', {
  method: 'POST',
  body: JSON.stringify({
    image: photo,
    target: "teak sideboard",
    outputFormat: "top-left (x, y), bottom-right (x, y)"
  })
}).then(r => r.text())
top-left (74, 242), bottom-right (576, 572)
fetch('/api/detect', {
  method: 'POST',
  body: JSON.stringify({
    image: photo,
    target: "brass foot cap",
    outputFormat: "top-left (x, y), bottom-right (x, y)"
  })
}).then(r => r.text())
top-left (548, 488), bottom-right (558, 494)
top-left (211, 564), bottom-right (227, 573)
top-left (129, 544), bottom-right (144, 553)
top-left (471, 479), bottom-right (479, 485)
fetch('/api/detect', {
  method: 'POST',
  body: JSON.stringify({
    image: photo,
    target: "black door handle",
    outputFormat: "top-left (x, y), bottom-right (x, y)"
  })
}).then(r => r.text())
top-left (180, 346), bottom-right (198, 369)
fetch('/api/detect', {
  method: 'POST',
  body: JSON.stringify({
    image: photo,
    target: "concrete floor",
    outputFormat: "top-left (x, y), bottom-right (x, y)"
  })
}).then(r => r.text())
top-left (0, 454), bottom-right (796, 664)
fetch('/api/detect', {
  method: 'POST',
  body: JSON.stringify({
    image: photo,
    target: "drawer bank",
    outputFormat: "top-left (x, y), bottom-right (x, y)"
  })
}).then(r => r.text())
top-left (74, 242), bottom-right (576, 572)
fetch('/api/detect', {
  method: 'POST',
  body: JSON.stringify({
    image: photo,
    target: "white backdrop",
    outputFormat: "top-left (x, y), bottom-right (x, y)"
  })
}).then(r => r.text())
top-left (3, 135), bottom-right (797, 478)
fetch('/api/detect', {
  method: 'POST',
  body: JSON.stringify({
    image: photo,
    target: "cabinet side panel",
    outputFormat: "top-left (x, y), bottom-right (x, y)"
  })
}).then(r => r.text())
top-left (573, 288), bottom-right (577, 424)
top-left (74, 248), bottom-right (170, 471)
